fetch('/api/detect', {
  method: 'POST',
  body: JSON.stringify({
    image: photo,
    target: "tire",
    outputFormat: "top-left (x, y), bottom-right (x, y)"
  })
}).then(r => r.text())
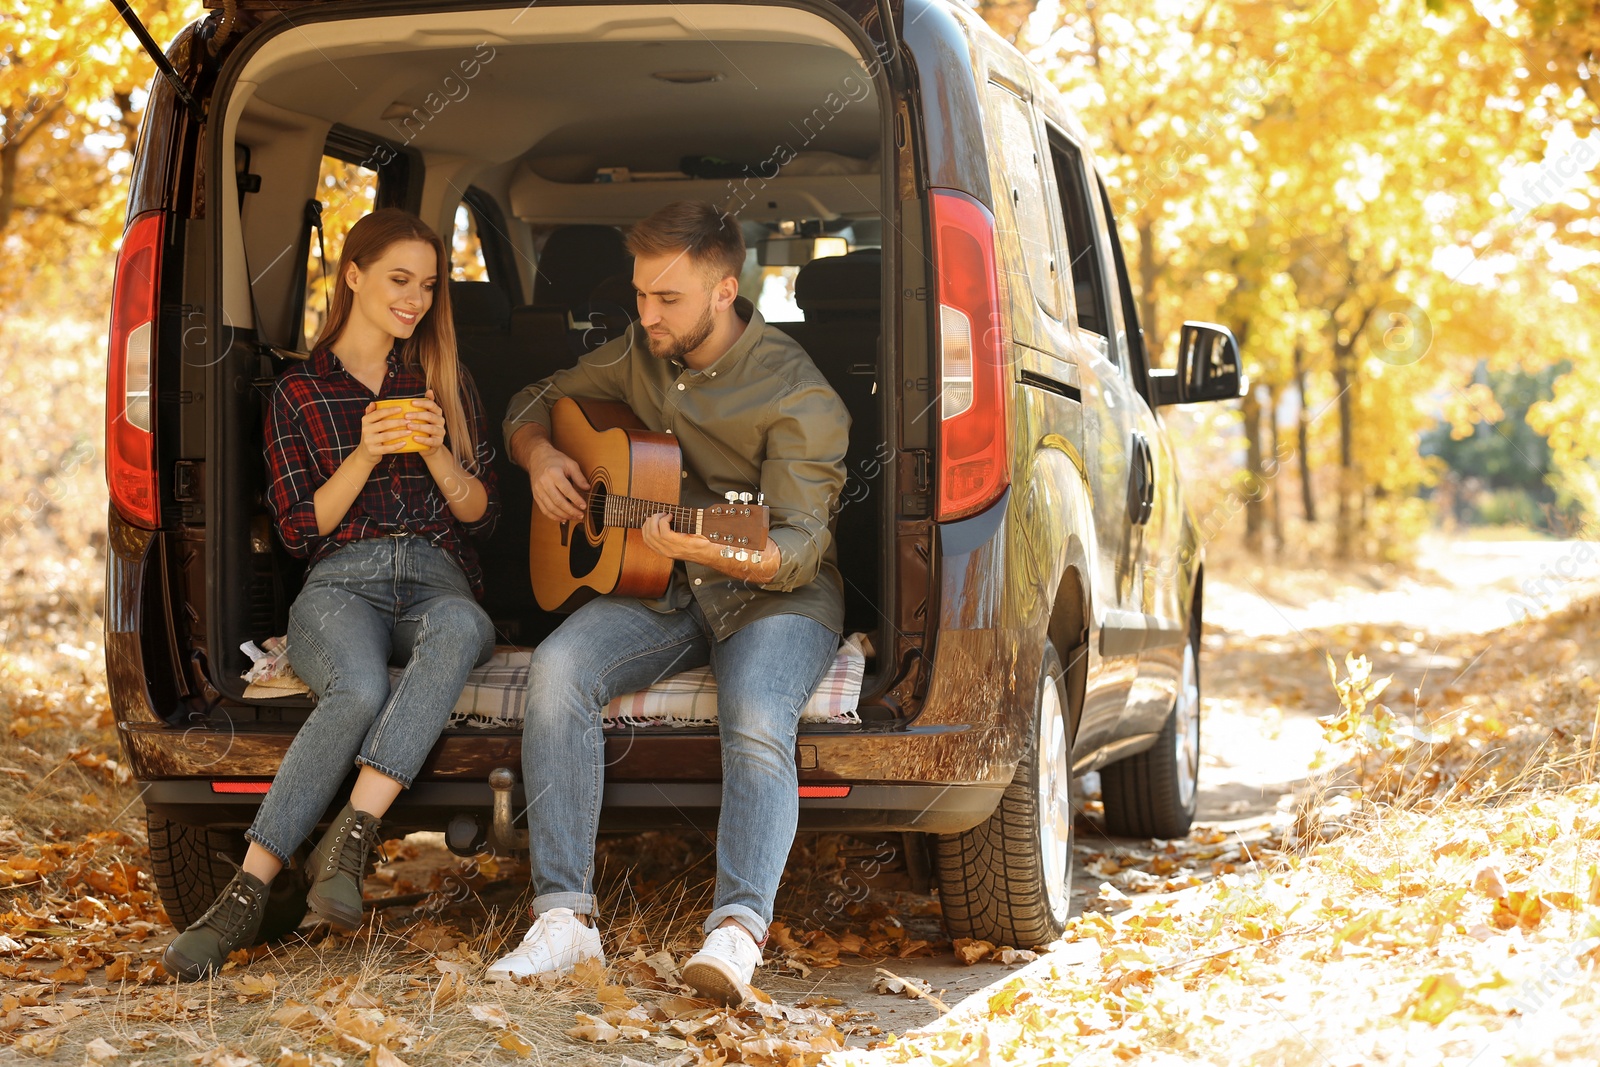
top-left (1101, 623), bottom-right (1201, 840)
top-left (148, 814), bottom-right (309, 943)
top-left (934, 644), bottom-right (1074, 947)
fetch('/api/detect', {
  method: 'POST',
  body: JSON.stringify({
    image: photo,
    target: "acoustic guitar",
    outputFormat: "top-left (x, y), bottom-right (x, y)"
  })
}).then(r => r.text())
top-left (529, 397), bottom-right (771, 612)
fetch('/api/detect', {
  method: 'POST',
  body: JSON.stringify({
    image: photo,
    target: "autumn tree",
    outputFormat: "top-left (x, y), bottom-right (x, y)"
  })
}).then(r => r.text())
top-left (1, 1), bottom-right (205, 309)
top-left (1009, 0), bottom-right (1570, 557)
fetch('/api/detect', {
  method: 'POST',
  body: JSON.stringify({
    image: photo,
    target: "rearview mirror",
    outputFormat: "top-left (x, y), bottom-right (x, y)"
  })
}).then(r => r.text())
top-left (1150, 321), bottom-right (1248, 405)
top-left (758, 235), bottom-right (848, 267)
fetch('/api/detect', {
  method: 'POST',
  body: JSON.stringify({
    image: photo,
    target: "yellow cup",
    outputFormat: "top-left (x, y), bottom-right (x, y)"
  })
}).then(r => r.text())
top-left (372, 397), bottom-right (429, 453)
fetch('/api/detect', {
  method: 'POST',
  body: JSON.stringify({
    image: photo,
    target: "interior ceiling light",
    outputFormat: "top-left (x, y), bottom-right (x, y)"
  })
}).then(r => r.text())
top-left (651, 70), bottom-right (725, 84)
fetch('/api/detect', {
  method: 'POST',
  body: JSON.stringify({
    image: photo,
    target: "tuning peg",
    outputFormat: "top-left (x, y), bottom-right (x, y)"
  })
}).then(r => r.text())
top-left (756, 493), bottom-right (764, 506)
top-left (720, 547), bottom-right (735, 559)
top-left (739, 492), bottom-right (752, 504)
top-left (735, 550), bottom-right (748, 562)
top-left (752, 551), bottom-right (763, 563)
top-left (725, 491), bottom-right (739, 503)
top-left (736, 537), bottom-right (748, 545)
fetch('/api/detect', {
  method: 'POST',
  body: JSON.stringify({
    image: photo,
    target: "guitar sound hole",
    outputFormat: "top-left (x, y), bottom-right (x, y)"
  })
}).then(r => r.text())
top-left (585, 479), bottom-right (607, 543)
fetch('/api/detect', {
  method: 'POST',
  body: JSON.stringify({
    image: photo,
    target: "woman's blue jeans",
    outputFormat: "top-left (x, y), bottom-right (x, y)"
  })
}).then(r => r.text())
top-left (519, 596), bottom-right (839, 944)
top-left (246, 535), bottom-right (495, 865)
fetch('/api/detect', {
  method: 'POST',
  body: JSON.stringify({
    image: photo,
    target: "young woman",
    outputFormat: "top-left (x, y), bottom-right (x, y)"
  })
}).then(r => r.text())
top-left (164, 208), bottom-right (500, 980)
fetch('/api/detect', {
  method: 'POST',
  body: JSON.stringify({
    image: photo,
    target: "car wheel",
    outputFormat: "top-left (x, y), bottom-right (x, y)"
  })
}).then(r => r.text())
top-left (1100, 622), bottom-right (1201, 839)
top-left (148, 814), bottom-right (309, 943)
top-left (934, 643), bottom-right (1073, 946)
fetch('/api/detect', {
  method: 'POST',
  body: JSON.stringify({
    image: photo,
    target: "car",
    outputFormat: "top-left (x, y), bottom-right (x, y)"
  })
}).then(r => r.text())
top-left (107, 0), bottom-right (1245, 949)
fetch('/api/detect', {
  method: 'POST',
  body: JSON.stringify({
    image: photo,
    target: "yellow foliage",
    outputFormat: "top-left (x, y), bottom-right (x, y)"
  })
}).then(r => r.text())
top-left (1, 2), bottom-right (206, 309)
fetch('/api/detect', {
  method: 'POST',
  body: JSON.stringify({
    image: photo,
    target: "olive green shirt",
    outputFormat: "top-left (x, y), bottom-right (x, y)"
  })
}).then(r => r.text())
top-left (502, 300), bottom-right (850, 641)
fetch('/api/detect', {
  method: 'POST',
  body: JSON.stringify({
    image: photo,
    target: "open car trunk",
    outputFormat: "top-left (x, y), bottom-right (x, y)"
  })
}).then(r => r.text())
top-left (197, 1), bottom-right (908, 733)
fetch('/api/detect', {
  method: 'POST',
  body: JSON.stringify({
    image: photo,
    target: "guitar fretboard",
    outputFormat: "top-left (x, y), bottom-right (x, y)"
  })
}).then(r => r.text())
top-left (598, 494), bottom-right (702, 535)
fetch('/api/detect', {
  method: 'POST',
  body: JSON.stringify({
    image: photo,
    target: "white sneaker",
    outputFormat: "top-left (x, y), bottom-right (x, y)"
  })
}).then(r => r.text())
top-left (485, 908), bottom-right (605, 981)
top-left (682, 925), bottom-right (763, 1004)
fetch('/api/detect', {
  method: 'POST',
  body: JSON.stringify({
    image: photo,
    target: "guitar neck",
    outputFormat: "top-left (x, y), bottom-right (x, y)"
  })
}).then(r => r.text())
top-left (600, 494), bottom-right (701, 535)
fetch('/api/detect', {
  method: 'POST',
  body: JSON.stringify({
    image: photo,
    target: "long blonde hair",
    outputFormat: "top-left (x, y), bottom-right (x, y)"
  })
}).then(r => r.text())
top-left (311, 208), bottom-right (478, 471)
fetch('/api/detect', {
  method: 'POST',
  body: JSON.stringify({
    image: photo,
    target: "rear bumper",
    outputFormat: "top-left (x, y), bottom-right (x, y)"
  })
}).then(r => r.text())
top-left (140, 778), bottom-right (1006, 835)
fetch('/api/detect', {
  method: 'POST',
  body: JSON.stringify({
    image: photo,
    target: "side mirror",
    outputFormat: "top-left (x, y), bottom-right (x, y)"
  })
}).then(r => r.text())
top-left (1150, 321), bottom-right (1248, 406)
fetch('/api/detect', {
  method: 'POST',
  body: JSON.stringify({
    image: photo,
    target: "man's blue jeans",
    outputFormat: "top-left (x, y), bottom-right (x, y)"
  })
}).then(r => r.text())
top-left (246, 536), bottom-right (495, 865)
top-left (519, 596), bottom-right (838, 943)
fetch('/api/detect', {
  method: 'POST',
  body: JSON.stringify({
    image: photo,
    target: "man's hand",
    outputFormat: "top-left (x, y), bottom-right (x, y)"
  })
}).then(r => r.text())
top-left (528, 448), bottom-right (589, 523)
top-left (641, 513), bottom-right (781, 583)
top-left (511, 423), bottom-right (590, 523)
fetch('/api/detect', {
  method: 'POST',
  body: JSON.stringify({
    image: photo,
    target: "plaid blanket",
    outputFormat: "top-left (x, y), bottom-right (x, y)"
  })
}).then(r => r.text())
top-left (242, 632), bottom-right (872, 729)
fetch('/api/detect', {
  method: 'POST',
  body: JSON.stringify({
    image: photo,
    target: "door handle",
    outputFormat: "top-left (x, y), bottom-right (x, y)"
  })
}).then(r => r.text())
top-left (1139, 437), bottom-right (1155, 524)
top-left (1126, 433), bottom-right (1154, 526)
top-left (1126, 433), bottom-right (1148, 525)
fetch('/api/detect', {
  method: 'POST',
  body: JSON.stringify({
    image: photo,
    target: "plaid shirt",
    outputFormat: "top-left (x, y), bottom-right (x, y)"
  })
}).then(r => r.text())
top-left (265, 345), bottom-right (500, 596)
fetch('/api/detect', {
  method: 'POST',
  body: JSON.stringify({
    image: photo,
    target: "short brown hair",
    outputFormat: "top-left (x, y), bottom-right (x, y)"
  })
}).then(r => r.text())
top-left (626, 201), bottom-right (745, 281)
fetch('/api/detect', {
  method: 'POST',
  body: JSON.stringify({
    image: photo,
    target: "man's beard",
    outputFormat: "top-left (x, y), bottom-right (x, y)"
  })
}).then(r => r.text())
top-left (646, 303), bottom-right (717, 363)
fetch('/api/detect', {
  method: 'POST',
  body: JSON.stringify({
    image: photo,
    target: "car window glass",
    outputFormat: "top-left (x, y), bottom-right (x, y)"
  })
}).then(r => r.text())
top-left (745, 226), bottom-right (872, 323)
top-left (1045, 131), bottom-right (1113, 359)
top-left (1085, 167), bottom-right (1133, 378)
top-left (450, 202), bottom-right (488, 281)
top-left (988, 85), bottom-right (1061, 320)
top-left (304, 155), bottom-right (378, 347)
top-left (1098, 177), bottom-right (1154, 405)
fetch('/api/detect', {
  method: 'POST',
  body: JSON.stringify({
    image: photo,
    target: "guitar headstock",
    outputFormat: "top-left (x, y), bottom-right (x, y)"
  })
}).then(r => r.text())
top-left (703, 494), bottom-right (770, 562)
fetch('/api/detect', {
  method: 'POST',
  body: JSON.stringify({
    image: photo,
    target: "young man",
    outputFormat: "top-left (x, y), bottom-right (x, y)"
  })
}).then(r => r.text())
top-left (488, 201), bottom-right (849, 1003)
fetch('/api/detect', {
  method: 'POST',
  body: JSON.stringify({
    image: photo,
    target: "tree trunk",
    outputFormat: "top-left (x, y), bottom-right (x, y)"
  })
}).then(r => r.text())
top-left (1242, 387), bottom-right (1264, 552)
top-left (1267, 383), bottom-right (1284, 553)
top-left (1136, 219), bottom-right (1160, 361)
top-left (1333, 344), bottom-right (1356, 560)
top-left (1, 99), bottom-right (66, 239)
top-left (1293, 342), bottom-right (1316, 524)
top-left (0, 138), bottom-right (16, 237)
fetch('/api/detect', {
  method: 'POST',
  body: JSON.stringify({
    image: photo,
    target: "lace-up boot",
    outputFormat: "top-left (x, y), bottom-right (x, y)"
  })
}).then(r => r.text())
top-left (163, 860), bottom-right (268, 981)
top-left (305, 802), bottom-right (381, 930)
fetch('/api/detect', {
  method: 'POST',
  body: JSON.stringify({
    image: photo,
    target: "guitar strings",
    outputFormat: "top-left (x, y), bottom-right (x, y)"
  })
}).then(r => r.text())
top-left (601, 493), bottom-right (697, 532)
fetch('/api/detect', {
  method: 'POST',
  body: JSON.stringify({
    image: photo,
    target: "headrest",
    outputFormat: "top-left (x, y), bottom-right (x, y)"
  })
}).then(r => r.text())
top-left (795, 249), bottom-right (881, 316)
top-left (448, 280), bottom-right (511, 331)
top-left (586, 272), bottom-right (638, 317)
top-left (533, 225), bottom-right (632, 308)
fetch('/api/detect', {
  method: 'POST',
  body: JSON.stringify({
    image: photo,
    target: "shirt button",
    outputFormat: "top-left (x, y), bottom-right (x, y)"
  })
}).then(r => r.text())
top-left (677, 382), bottom-right (686, 391)
top-left (693, 578), bottom-right (702, 586)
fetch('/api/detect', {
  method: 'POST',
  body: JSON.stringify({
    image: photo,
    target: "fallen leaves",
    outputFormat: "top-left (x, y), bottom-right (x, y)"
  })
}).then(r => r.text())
top-left (838, 781), bottom-right (1600, 1066)
top-left (764, 919), bottom-right (936, 975)
top-left (950, 938), bottom-right (1039, 966)
top-left (1409, 973), bottom-right (1465, 1024)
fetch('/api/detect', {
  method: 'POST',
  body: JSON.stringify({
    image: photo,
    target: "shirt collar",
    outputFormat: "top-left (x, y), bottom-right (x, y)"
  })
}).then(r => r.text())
top-left (309, 343), bottom-right (403, 380)
top-left (691, 296), bottom-right (763, 378)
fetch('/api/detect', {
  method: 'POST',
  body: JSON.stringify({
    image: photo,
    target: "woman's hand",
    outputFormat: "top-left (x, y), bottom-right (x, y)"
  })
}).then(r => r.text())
top-left (356, 402), bottom-right (413, 466)
top-left (408, 389), bottom-right (448, 458)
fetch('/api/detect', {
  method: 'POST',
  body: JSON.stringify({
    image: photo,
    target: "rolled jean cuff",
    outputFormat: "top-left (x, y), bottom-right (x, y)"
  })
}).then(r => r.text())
top-left (705, 904), bottom-right (766, 945)
top-left (355, 755), bottom-right (416, 790)
top-left (243, 828), bottom-right (295, 866)
top-left (532, 891), bottom-right (595, 917)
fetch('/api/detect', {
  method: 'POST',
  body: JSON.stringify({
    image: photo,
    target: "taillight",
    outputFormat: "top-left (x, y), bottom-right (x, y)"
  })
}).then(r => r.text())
top-left (107, 210), bottom-right (163, 528)
top-left (931, 189), bottom-right (1010, 521)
